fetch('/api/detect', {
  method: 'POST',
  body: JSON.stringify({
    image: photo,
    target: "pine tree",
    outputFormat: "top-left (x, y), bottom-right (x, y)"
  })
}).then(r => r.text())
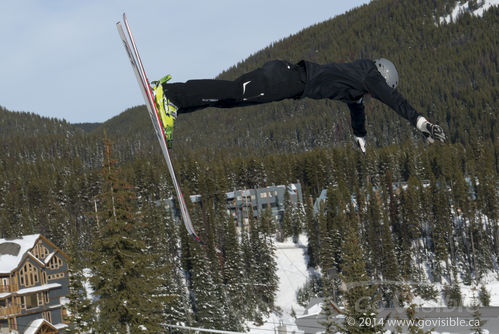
top-left (281, 188), bottom-right (293, 240)
top-left (365, 185), bottom-right (383, 278)
top-left (219, 203), bottom-right (246, 331)
top-left (429, 178), bottom-right (451, 282)
top-left (89, 140), bottom-right (165, 333)
top-left (443, 283), bottom-right (462, 307)
top-left (397, 177), bottom-right (421, 279)
top-left (471, 287), bottom-right (486, 334)
top-left (337, 206), bottom-right (383, 334)
top-left (406, 303), bottom-right (432, 334)
top-left (291, 200), bottom-right (304, 243)
top-left (379, 212), bottom-right (400, 308)
top-left (477, 285), bottom-right (490, 307)
top-left (240, 217), bottom-right (259, 318)
top-left (326, 184), bottom-right (346, 270)
top-left (252, 207), bottom-right (279, 315)
top-left (189, 240), bottom-right (228, 330)
top-left (304, 195), bottom-right (320, 268)
top-left (141, 200), bottom-right (190, 327)
top-left (65, 230), bottom-right (95, 333)
top-left (318, 200), bottom-right (335, 276)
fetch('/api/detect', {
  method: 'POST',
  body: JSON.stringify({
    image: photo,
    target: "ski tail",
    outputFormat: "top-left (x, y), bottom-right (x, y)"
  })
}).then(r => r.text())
top-left (116, 15), bottom-right (202, 246)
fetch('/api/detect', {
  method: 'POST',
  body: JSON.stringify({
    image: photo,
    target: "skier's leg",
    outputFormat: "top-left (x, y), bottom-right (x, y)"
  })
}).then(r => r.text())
top-left (164, 79), bottom-right (242, 112)
top-left (164, 67), bottom-right (274, 112)
top-left (164, 60), bottom-right (306, 112)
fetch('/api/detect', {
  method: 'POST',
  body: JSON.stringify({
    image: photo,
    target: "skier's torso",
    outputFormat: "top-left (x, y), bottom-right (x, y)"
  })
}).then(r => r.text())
top-left (299, 58), bottom-right (421, 126)
top-left (300, 59), bottom-right (377, 103)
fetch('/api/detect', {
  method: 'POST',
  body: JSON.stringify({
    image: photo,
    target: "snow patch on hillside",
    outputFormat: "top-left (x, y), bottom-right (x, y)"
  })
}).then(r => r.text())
top-left (274, 236), bottom-right (310, 314)
top-left (439, 0), bottom-right (499, 24)
top-left (248, 235), bottom-right (311, 334)
top-left (411, 271), bottom-right (499, 308)
top-left (247, 235), bottom-right (499, 334)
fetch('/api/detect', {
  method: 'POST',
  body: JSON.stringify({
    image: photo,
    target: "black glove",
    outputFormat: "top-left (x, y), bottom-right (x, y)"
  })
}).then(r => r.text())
top-left (417, 117), bottom-right (446, 143)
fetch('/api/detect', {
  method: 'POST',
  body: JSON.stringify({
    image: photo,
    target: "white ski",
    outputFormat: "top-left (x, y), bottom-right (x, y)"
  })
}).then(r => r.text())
top-left (116, 13), bottom-right (202, 245)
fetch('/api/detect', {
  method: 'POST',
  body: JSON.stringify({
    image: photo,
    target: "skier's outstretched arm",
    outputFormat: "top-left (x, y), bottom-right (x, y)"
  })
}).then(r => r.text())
top-left (365, 71), bottom-right (446, 143)
top-left (348, 100), bottom-right (367, 153)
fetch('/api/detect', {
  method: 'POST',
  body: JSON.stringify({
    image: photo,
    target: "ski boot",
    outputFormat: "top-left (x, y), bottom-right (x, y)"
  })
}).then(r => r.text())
top-left (152, 75), bottom-right (177, 148)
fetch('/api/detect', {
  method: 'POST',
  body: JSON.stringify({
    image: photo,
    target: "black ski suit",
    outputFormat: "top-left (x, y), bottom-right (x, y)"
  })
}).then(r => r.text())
top-left (164, 59), bottom-right (422, 137)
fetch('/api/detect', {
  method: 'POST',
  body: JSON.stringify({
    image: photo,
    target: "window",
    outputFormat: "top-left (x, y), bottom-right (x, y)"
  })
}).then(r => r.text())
top-left (48, 255), bottom-right (63, 270)
top-left (0, 277), bottom-right (9, 292)
top-left (32, 242), bottom-right (50, 260)
top-left (42, 311), bottom-right (52, 323)
top-left (37, 292), bottom-right (44, 306)
top-left (0, 299), bottom-right (6, 307)
top-left (260, 193), bottom-right (267, 198)
top-left (18, 261), bottom-right (39, 287)
top-left (48, 272), bottom-right (65, 280)
top-left (22, 294), bottom-right (38, 309)
top-left (44, 291), bottom-right (49, 304)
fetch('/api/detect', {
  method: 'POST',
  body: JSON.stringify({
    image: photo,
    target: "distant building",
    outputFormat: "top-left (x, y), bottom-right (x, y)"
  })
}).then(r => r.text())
top-left (0, 234), bottom-right (69, 334)
top-left (222, 183), bottom-right (303, 226)
top-left (163, 183), bottom-right (303, 226)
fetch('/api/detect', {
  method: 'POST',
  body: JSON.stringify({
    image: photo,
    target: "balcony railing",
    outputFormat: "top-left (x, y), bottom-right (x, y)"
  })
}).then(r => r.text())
top-left (0, 305), bottom-right (21, 317)
top-left (0, 285), bottom-right (13, 293)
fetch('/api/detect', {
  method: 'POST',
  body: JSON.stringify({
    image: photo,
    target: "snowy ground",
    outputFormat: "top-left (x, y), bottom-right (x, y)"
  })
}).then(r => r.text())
top-left (247, 235), bottom-right (498, 334)
top-left (247, 235), bottom-right (310, 334)
top-left (412, 271), bottom-right (499, 309)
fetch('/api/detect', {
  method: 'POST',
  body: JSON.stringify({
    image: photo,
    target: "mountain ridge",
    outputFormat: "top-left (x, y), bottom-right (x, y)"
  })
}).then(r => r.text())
top-left (1, 0), bottom-right (497, 162)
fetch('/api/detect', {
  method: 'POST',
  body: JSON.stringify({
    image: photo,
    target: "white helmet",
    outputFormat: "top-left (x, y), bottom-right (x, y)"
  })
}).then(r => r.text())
top-left (374, 58), bottom-right (398, 89)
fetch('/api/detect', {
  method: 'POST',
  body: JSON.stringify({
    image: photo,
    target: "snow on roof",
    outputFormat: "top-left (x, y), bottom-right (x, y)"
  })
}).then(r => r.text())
top-left (0, 292), bottom-right (11, 299)
top-left (16, 283), bottom-right (61, 295)
top-left (54, 323), bottom-right (69, 330)
top-left (0, 234), bottom-right (40, 274)
top-left (25, 318), bottom-right (59, 334)
top-left (28, 251), bottom-right (46, 267)
top-left (44, 251), bottom-right (57, 264)
top-left (48, 303), bottom-right (62, 310)
top-left (297, 302), bottom-right (323, 318)
top-left (189, 194), bottom-right (202, 203)
top-left (24, 319), bottom-right (45, 334)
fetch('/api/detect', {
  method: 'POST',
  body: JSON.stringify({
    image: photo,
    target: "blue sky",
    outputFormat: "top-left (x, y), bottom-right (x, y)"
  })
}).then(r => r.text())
top-left (0, 0), bottom-right (370, 123)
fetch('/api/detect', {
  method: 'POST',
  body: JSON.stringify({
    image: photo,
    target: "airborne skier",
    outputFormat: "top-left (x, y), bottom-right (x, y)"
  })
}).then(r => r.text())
top-left (152, 58), bottom-right (446, 152)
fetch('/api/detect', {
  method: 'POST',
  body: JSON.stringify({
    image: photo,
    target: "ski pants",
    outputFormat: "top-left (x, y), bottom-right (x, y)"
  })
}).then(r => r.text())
top-left (164, 60), bottom-right (307, 113)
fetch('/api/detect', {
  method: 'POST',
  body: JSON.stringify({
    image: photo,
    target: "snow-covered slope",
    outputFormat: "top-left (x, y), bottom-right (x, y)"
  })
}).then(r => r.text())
top-left (439, 0), bottom-right (499, 24)
top-left (248, 234), bottom-right (499, 334)
top-left (248, 236), bottom-right (311, 334)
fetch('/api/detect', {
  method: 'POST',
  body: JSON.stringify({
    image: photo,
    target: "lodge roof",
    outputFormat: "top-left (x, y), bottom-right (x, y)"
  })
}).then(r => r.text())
top-left (0, 234), bottom-right (68, 274)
